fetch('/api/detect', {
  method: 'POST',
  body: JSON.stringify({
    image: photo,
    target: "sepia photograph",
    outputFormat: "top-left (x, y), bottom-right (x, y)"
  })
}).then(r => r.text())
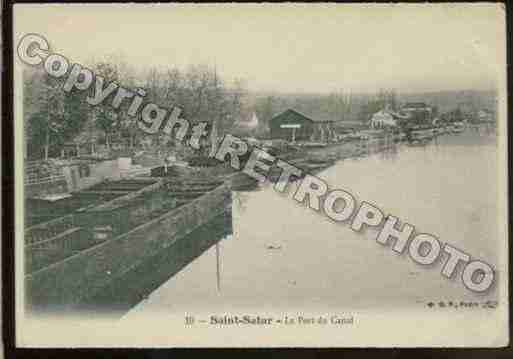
top-left (9, 2), bottom-right (509, 348)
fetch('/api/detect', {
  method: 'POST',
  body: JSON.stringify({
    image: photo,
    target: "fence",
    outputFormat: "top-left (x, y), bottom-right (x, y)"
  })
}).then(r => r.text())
top-left (24, 160), bottom-right (65, 185)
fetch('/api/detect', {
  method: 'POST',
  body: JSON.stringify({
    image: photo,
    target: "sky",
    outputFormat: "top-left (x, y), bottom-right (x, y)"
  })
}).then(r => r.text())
top-left (14, 3), bottom-right (506, 94)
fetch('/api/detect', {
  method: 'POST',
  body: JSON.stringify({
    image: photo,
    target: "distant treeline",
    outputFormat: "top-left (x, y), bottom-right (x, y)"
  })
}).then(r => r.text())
top-left (23, 59), bottom-right (247, 160)
top-left (23, 55), bottom-right (497, 160)
top-left (251, 89), bottom-right (497, 128)
top-left (398, 90), bottom-right (497, 115)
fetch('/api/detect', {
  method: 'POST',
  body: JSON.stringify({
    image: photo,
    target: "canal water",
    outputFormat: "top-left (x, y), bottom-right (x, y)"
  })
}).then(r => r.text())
top-left (124, 130), bottom-right (501, 317)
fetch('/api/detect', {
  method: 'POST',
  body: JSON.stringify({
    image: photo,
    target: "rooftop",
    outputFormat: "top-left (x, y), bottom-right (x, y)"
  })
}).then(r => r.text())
top-left (402, 102), bottom-right (430, 109)
top-left (271, 109), bottom-right (337, 123)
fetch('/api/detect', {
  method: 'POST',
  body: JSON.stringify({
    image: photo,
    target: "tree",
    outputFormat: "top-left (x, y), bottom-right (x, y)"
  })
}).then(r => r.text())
top-left (255, 95), bottom-right (277, 128)
top-left (24, 68), bottom-right (87, 159)
top-left (356, 89), bottom-right (398, 123)
top-left (91, 61), bottom-right (121, 150)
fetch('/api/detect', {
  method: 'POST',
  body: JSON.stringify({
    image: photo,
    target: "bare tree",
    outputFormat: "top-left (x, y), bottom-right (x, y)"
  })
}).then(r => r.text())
top-left (24, 68), bottom-right (87, 159)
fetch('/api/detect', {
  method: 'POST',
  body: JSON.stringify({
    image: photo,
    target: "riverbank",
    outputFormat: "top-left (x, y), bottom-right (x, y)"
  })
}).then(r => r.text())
top-left (124, 128), bottom-right (501, 317)
top-left (167, 126), bottom-right (496, 192)
top-left (24, 127), bottom-right (498, 313)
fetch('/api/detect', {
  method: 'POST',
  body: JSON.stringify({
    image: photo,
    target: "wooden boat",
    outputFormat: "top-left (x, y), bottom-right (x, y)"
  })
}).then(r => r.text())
top-left (406, 127), bottom-right (434, 143)
top-left (407, 138), bottom-right (431, 146)
top-left (297, 142), bottom-right (328, 148)
top-left (411, 128), bottom-right (434, 139)
top-left (451, 122), bottom-right (465, 133)
top-left (25, 177), bottom-right (232, 312)
top-left (227, 172), bottom-right (260, 191)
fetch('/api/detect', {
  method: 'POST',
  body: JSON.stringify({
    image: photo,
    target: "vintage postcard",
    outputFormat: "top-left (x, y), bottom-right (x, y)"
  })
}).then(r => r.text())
top-left (11, 3), bottom-right (508, 347)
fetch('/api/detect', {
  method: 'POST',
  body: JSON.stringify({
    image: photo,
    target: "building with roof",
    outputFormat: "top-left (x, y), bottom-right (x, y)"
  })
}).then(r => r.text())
top-left (269, 109), bottom-right (337, 142)
top-left (233, 111), bottom-right (268, 137)
top-left (401, 102), bottom-right (432, 113)
top-left (369, 105), bottom-right (410, 129)
top-left (370, 110), bottom-right (398, 129)
top-left (244, 112), bottom-right (260, 129)
top-left (400, 102), bottom-right (433, 124)
top-left (477, 109), bottom-right (494, 123)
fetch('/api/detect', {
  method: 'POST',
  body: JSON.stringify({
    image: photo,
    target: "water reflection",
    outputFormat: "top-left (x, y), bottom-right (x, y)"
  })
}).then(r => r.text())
top-left (125, 130), bottom-right (500, 316)
top-left (82, 211), bottom-right (233, 315)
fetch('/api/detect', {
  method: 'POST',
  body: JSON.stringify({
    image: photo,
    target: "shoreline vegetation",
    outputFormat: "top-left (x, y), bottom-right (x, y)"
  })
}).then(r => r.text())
top-left (23, 55), bottom-right (497, 160)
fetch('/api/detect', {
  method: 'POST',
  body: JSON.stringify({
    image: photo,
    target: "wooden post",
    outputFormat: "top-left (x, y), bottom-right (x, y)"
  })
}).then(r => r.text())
top-left (44, 126), bottom-right (50, 160)
top-left (215, 242), bottom-right (221, 292)
top-left (209, 120), bottom-right (218, 157)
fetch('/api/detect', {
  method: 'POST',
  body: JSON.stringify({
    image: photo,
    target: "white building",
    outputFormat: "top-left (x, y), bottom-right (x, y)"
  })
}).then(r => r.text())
top-left (477, 109), bottom-right (494, 123)
top-left (240, 112), bottom-right (259, 130)
top-left (370, 110), bottom-right (398, 129)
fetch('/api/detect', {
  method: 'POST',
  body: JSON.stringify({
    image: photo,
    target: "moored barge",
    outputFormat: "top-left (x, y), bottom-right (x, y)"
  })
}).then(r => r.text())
top-left (25, 177), bottom-right (232, 312)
